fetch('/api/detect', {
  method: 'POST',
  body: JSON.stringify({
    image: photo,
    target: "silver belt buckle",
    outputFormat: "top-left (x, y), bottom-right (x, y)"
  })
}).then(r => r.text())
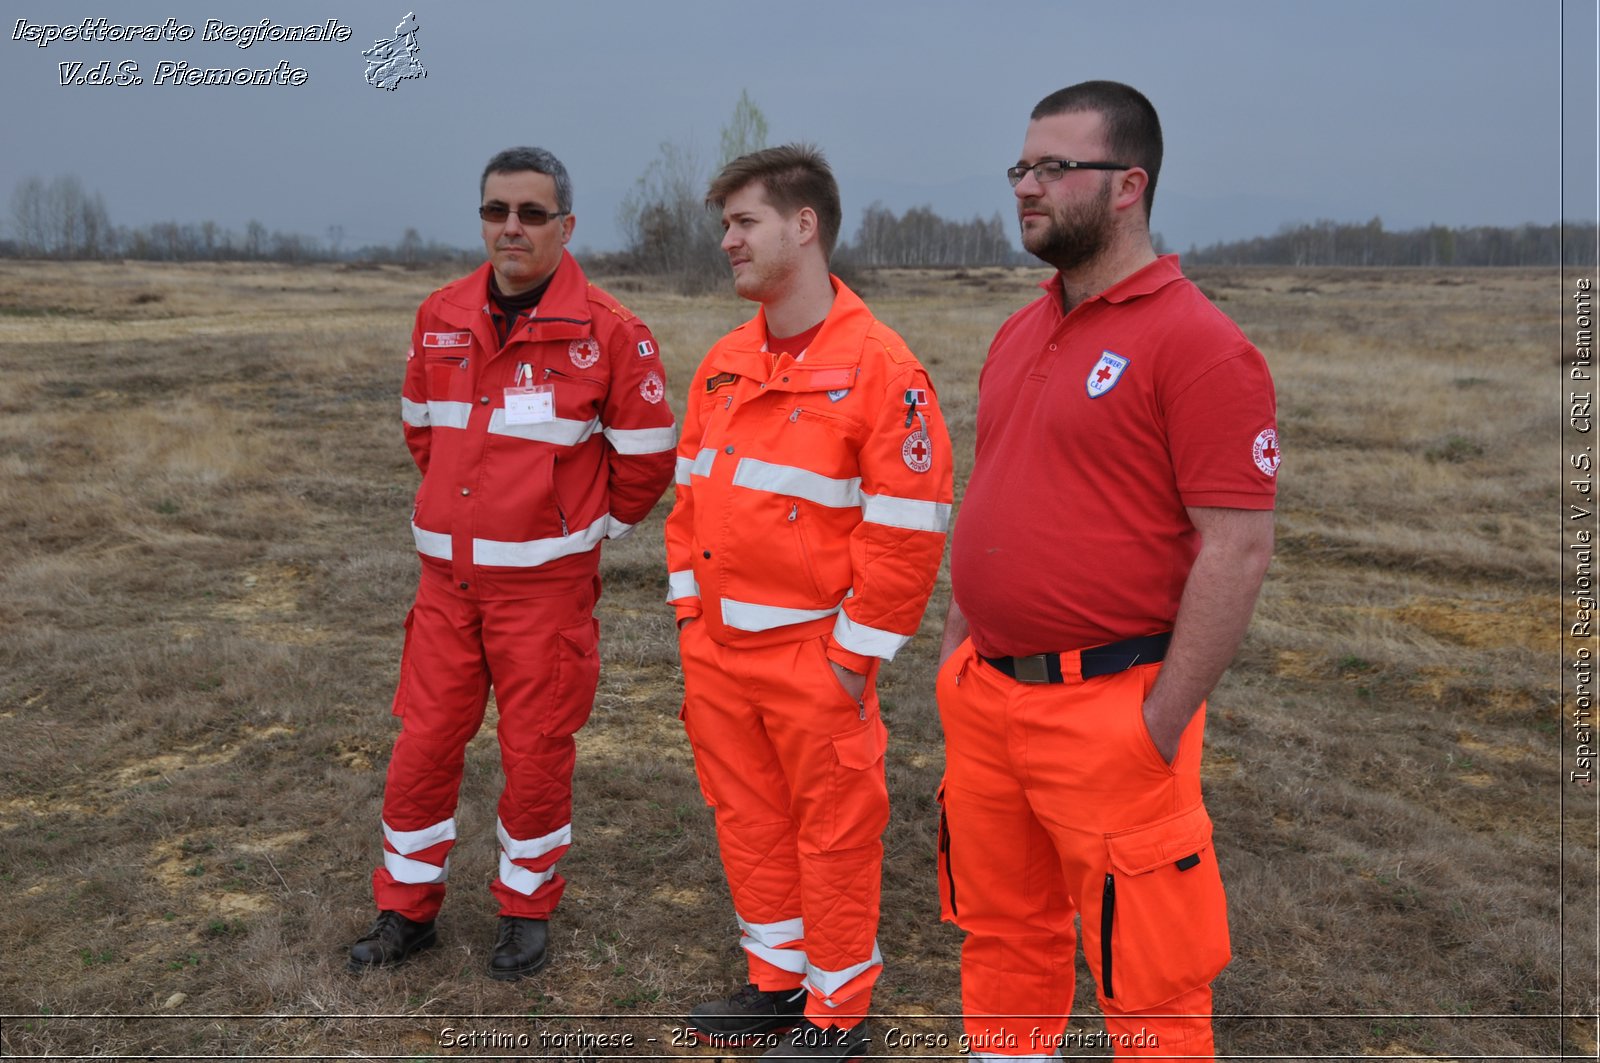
top-left (1012, 654), bottom-right (1052, 683)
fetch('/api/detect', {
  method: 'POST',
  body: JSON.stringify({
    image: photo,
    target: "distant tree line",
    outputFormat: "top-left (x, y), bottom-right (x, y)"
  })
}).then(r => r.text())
top-left (845, 202), bottom-right (1022, 268)
top-left (4, 174), bottom-right (469, 265)
top-left (1185, 216), bottom-right (1597, 267)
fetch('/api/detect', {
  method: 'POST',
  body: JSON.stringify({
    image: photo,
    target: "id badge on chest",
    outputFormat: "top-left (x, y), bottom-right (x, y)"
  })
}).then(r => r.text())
top-left (504, 384), bottom-right (554, 424)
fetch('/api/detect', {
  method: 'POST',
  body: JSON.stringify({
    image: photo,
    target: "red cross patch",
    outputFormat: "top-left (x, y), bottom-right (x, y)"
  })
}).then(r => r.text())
top-left (1086, 350), bottom-right (1129, 398)
top-left (902, 428), bottom-right (933, 473)
top-left (640, 370), bottom-right (665, 404)
top-left (569, 337), bottom-right (601, 369)
top-left (1252, 427), bottom-right (1281, 476)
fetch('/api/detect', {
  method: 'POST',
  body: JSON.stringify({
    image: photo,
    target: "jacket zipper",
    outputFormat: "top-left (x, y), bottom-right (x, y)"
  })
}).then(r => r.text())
top-left (1100, 873), bottom-right (1116, 999)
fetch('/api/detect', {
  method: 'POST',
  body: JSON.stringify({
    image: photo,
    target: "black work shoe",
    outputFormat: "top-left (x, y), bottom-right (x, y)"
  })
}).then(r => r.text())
top-left (763, 1019), bottom-right (871, 1060)
top-left (347, 910), bottom-right (436, 971)
top-left (687, 983), bottom-right (808, 1042)
top-left (489, 916), bottom-right (549, 980)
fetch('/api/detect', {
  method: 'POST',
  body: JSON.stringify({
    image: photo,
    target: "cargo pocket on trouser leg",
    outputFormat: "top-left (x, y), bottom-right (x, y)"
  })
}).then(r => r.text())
top-left (1097, 802), bottom-right (1231, 1011)
top-left (545, 616), bottom-right (600, 738)
top-left (935, 780), bottom-right (957, 922)
top-left (825, 713), bottom-right (890, 850)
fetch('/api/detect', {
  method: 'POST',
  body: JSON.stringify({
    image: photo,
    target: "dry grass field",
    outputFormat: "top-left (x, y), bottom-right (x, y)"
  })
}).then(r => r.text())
top-left (0, 258), bottom-right (1587, 1060)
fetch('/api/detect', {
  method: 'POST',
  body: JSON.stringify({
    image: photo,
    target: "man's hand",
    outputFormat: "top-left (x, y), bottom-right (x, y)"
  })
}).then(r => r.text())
top-left (830, 660), bottom-right (867, 703)
top-left (1140, 506), bottom-right (1274, 763)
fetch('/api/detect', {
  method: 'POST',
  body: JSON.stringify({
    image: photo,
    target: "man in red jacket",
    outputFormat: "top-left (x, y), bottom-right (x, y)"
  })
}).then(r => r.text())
top-left (348, 146), bottom-right (676, 979)
top-left (666, 145), bottom-right (952, 1060)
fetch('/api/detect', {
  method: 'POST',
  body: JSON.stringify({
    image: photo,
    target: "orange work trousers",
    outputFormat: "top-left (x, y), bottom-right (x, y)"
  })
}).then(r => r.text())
top-left (678, 619), bottom-right (890, 1029)
top-left (936, 638), bottom-right (1229, 1061)
top-left (372, 570), bottom-right (600, 923)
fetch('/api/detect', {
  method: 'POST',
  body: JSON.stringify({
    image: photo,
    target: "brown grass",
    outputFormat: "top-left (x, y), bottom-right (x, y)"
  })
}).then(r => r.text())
top-left (0, 260), bottom-right (1586, 1059)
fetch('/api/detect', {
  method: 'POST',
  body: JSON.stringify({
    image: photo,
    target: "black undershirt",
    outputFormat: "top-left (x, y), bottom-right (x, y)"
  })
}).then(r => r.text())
top-left (488, 272), bottom-right (554, 346)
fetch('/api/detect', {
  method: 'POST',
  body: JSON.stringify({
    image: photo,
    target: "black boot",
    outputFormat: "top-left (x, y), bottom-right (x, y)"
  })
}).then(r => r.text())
top-left (489, 916), bottom-right (549, 980)
top-left (688, 983), bottom-right (808, 1042)
top-left (347, 910), bottom-right (436, 971)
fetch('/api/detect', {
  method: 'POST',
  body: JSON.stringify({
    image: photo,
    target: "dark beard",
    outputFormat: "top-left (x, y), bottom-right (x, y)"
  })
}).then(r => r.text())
top-left (1019, 180), bottom-right (1113, 273)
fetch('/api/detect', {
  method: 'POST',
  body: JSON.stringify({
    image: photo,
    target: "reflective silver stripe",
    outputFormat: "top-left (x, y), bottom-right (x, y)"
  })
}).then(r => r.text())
top-left (606, 516), bottom-right (636, 540)
top-left (487, 410), bottom-right (598, 446)
top-left (604, 424), bottom-right (678, 454)
top-left (833, 613), bottom-right (912, 660)
top-left (384, 818), bottom-right (456, 854)
top-left (427, 400), bottom-right (472, 429)
top-left (497, 819), bottom-right (572, 860)
top-left (667, 569), bottom-right (700, 602)
top-left (411, 522), bottom-right (452, 561)
top-left (690, 448), bottom-right (716, 478)
top-left (804, 941), bottom-right (883, 1005)
top-left (472, 515), bottom-right (609, 567)
top-left (382, 818), bottom-right (456, 885)
top-left (401, 397), bottom-right (430, 427)
top-left (384, 850), bottom-right (450, 884)
top-left (861, 492), bottom-right (951, 533)
top-left (733, 458), bottom-right (862, 509)
top-left (498, 854), bottom-right (558, 897)
top-left (738, 915), bottom-right (807, 974)
top-left (674, 456), bottom-right (695, 485)
top-left (722, 597), bottom-right (842, 633)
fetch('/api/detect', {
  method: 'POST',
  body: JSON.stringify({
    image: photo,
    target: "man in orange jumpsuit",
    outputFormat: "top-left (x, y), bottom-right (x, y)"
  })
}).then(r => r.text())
top-left (937, 83), bottom-right (1278, 1059)
top-left (665, 144), bottom-right (952, 1060)
top-left (348, 146), bottom-right (676, 979)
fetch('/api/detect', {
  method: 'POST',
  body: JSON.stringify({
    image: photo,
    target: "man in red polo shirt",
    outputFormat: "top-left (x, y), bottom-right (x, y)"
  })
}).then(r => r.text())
top-left (936, 82), bottom-right (1278, 1060)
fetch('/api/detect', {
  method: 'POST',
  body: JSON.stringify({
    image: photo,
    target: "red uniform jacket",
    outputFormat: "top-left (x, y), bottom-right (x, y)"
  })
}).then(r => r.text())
top-left (403, 252), bottom-right (676, 597)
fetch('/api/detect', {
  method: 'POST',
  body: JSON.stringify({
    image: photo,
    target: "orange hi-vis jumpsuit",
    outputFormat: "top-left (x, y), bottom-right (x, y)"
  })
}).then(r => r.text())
top-left (665, 278), bottom-right (952, 1028)
top-left (377, 253), bottom-right (676, 923)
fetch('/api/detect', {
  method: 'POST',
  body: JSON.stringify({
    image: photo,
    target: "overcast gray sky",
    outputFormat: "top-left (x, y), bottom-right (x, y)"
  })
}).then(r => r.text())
top-left (2, 0), bottom-right (1594, 255)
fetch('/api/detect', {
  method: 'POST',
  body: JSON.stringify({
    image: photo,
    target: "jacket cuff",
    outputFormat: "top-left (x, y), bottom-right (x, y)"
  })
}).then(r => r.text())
top-left (824, 641), bottom-right (876, 675)
top-left (674, 602), bottom-right (703, 625)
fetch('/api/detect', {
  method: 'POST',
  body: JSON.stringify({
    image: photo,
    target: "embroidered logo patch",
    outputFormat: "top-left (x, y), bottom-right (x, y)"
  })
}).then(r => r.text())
top-left (902, 428), bottom-right (933, 473)
top-left (640, 371), bottom-right (665, 404)
top-left (904, 387), bottom-right (927, 406)
top-left (827, 388), bottom-right (851, 403)
top-left (569, 337), bottom-right (601, 369)
top-left (1252, 427), bottom-right (1281, 477)
top-left (637, 339), bottom-right (657, 359)
top-left (1086, 351), bottom-right (1129, 398)
top-left (705, 371), bottom-right (738, 394)
top-left (422, 331), bottom-right (470, 348)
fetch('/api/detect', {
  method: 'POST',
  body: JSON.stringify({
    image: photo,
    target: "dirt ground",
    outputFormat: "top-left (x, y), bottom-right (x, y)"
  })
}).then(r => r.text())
top-left (0, 259), bottom-right (1590, 1060)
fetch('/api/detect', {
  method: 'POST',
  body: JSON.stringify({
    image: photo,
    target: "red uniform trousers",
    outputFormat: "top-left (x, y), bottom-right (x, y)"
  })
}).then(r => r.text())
top-left (936, 639), bottom-right (1229, 1061)
top-left (678, 620), bottom-right (889, 1029)
top-left (372, 568), bottom-right (600, 923)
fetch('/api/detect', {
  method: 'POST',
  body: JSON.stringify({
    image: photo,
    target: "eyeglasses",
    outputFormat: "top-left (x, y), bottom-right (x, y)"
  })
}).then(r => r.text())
top-left (478, 203), bottom-right (568, 226)
top-left (1006, 159), bottom-right (1130, 187)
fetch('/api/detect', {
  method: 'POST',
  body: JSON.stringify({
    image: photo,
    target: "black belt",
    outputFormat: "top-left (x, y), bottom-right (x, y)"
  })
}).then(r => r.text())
top-left (981, 632), bottom-right (1172, 684)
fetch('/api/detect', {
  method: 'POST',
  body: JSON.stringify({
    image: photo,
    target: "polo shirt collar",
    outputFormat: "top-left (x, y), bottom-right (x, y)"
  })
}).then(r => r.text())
top-left (1041, 253), bottom-right (1184, 311)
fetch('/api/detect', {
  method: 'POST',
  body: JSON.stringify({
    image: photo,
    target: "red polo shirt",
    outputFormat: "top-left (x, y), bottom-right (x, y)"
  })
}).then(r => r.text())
top-left (951, 255), bottom-right (1278, 658)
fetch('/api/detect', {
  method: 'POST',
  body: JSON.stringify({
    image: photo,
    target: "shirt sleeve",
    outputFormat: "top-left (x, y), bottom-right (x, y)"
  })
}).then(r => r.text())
top-left (600, 318), bottom-right (677, 535)
top-left (400, 306), bottom-right (430, 475)
top-left (826, 361), bottom-right (954, 667)
top-left (662, 359), bottom-right (709, 624)
top-left (1166, 342), bottom-right (1279, 510)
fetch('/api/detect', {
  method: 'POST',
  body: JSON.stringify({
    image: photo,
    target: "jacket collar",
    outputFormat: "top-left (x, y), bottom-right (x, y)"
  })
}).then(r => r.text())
top-left (710, 275), bottom-right (875, 378)
top-left (436, 251), bottom-right (593, 347)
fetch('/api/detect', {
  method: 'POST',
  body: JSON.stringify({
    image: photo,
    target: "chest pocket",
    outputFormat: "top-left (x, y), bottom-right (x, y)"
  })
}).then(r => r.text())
top-left (537, 366), bottom-right (608, 422)
top-left (779, 403), bottom-right (866, 456)
top-left (424, 352), bottom-right (471, 400)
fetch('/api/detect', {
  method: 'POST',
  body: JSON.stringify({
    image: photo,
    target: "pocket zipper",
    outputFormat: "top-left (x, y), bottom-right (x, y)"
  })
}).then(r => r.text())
top-left (1100, 873), bottom-right (1116, 999)
top-left (939, 809), bottom-right (959, 919)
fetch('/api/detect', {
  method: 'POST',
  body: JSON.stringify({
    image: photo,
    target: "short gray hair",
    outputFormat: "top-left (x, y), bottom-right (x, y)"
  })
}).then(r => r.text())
top-left (480, 146), bottom-right (573, 214)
